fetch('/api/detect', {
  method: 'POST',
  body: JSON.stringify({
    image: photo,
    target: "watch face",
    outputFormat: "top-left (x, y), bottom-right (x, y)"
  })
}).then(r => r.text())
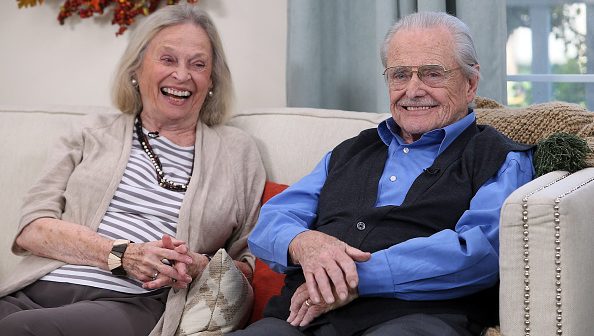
top-left (108, 252), bottom-right (122, 270)
top-left (108, 240), bottom-right (130, 276)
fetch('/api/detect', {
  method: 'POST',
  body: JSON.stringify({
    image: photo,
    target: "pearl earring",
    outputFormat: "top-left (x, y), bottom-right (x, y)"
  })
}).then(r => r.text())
top-left (131, 78), bottom-right (138, 87)
top-left (208, 90), bottom-right (213, 97)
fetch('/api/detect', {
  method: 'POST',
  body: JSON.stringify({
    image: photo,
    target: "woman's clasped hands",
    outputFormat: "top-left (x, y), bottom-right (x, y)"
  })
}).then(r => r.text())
top-left (122, 234), bottom-right (211, 290)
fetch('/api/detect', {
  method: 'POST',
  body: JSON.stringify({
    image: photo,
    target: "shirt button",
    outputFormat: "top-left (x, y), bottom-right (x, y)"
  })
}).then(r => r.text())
top-left (403, 147), bottom-right (410, 154)
top-left (356, 222), bottom-right (366, 231)
top-left (389, 175), bottom-right (397, 182)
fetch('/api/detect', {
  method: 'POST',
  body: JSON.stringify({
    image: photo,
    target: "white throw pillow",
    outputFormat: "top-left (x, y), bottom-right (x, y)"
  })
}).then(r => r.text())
top-left (175, 249), bottom-right (253, 336)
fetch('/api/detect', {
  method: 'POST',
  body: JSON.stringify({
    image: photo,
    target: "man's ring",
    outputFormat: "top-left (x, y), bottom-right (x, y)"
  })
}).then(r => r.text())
top-left (151, 270), bottom-right (159, 281)
top-left (305, 299), bottom-right (311, 307)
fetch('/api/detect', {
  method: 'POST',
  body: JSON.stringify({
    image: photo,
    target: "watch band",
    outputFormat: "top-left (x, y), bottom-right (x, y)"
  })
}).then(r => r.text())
top-left (108, 239), bottom-right (130, 276)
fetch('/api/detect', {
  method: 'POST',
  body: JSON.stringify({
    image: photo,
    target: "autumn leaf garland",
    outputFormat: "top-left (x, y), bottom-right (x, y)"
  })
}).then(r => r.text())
top-left (17, 0), bottom-right (199, 35)
top-left (17, 0), bottom-right (43, 8)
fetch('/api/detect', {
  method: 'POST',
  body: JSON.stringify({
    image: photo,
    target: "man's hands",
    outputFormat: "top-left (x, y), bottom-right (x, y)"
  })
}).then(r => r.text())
top-left (287, 283), bottom-right (358, 327)
top-left (288, 230), bottom-right (370, 305)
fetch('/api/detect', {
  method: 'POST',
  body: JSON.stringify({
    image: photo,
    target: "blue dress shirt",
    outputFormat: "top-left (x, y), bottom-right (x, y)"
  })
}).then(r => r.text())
top-left (248, 112), bottom-right (534, 300)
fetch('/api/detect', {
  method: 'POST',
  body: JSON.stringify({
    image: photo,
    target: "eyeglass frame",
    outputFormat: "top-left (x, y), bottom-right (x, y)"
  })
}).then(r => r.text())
top-left (381, 64), bottom-right (471, 90)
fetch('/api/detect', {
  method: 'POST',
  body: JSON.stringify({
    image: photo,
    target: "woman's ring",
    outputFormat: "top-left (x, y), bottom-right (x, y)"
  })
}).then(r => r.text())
top-left (151, 270), bottom-right (159, 281)
top-left (305, 299), bottom-right (311, 307)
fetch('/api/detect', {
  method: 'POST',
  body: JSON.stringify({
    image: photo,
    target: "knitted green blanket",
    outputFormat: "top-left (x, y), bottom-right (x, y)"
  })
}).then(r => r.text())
top-left (476, 99), bottom-right (593, 176)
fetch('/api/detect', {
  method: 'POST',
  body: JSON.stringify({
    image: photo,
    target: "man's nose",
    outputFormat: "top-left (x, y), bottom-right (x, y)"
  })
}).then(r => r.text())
top-left (404, 73), bottom-right (426, 98)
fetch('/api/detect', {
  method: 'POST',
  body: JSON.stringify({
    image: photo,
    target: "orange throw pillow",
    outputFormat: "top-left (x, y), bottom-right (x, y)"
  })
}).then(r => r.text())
top-left (248, 181), bottom-right (289, 324)
top-left (260, 180), bottom-right (289, 204)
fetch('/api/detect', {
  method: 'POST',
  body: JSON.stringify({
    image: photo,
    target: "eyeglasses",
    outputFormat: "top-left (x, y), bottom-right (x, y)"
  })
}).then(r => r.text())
top-left (382, 64), bottom-right (461, 90)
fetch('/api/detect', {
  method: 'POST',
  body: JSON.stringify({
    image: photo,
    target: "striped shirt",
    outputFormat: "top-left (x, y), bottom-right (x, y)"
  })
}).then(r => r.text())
top-left (40, 126), bottom-right (194, 293)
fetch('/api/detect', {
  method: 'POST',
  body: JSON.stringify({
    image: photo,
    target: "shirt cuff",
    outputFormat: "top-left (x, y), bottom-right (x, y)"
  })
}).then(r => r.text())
top-left (273, 225), bottom-right (310, 267)
top-left (356, 250), bottom-right (395, 297)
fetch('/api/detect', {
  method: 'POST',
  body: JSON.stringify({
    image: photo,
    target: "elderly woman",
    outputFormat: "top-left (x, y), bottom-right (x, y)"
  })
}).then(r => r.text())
top-left (0, 4), bottom-right (264, 336)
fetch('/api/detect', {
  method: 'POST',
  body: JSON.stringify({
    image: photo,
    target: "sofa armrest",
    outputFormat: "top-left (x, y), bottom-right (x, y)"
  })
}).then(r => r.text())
top-left (500, 168), bottom-right (594, 336)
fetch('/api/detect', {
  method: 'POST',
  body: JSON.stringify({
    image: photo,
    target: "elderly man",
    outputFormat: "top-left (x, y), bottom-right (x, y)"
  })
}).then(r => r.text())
top-left (234, 11), bottom-right (534, 336)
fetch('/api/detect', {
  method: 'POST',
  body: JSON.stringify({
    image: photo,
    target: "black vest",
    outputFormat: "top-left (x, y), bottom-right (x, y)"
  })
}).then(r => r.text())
top-left (265, 121), bottom-right (532, 336)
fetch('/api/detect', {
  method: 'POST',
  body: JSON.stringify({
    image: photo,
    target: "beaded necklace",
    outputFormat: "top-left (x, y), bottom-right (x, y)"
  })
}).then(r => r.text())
top-left (134, 115), bottom-right (193, 192)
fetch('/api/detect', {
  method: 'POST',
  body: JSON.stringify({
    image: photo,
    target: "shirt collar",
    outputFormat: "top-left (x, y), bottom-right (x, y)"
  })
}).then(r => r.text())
top-left (377, 108), bottom-right (476, 154)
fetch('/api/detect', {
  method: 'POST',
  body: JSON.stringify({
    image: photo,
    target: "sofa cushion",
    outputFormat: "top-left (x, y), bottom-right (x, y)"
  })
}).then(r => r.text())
top-left (249, 181), bottom-right (289, 323)
top-left (175, 248), bottom-right (253, 335)
top-left (249, 259), bottom-right (286, 324)
top-left (0, 106), bottom-right (116, 283)
top-left (228, 108), bottom-right (388, 185)
top-left (260, 181), bottom-right (290, 206)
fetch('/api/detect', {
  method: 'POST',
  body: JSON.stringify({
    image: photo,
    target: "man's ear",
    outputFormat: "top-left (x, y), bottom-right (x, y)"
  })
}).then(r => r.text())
top-left (466, 64), bottom-right (480, 103)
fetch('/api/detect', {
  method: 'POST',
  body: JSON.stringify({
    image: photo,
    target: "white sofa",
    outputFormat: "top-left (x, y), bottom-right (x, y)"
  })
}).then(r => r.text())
top-left (2, 104), bottom-right (594, 336)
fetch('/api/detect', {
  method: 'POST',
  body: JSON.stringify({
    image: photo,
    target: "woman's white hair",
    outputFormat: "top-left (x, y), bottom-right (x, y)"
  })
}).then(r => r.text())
top-left (112, 4), bottom-right (233, 126)
top-left (380, 11), bottom-right (480, 80)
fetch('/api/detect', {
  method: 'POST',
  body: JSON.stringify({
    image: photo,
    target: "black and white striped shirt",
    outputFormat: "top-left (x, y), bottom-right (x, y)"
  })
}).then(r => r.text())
top-left (41, 127), bottom-right (194, 293)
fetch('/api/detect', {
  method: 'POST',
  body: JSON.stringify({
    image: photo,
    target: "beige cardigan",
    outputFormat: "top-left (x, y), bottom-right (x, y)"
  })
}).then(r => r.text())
top-left (1, 112), bottom-right (266, 336)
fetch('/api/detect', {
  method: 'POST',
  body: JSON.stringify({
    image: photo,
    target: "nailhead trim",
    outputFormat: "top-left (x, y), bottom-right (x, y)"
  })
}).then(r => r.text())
top-left (550, 176), bottom-right (594, 336)
top-left (520, 173), bottom-right (570, 336)
top-left (520, 173), bottom-right (594, 336)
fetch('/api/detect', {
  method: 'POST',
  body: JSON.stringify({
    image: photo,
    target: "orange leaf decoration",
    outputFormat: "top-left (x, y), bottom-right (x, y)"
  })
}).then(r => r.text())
top-left (20, 0), bottom-right (201, 36)
top-left (17, 0), bottom-right (44, 8)
top-left (90, 0), bottom-right (101, 11)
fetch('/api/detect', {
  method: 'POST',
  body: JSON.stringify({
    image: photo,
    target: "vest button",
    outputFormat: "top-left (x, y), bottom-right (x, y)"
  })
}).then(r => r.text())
top-left (356, 221), bottom-right (366, 231)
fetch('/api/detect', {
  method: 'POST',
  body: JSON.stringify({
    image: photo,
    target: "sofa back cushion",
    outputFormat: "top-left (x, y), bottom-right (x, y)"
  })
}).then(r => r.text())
top-left (0, 105), bottom-right (116, 282)
top-left (228, 108), bottom-right (389, 185)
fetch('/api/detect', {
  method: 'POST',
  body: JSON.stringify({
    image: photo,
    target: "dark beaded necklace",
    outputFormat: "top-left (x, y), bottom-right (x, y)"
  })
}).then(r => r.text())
top-left (134, 115), bottom-right (193, 192)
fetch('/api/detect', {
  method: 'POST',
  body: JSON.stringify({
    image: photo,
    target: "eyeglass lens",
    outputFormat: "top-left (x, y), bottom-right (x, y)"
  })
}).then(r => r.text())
top-left (384, 65), bottom-right (448, 89)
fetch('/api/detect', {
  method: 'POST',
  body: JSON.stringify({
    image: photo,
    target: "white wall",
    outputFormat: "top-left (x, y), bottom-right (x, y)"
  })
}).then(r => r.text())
top-left (0, 0), bottom-right (287, 113)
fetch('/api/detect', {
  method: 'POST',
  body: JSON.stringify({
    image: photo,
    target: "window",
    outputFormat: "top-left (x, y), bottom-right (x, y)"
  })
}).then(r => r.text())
top-left (506, 1), bottom-right (594, 109)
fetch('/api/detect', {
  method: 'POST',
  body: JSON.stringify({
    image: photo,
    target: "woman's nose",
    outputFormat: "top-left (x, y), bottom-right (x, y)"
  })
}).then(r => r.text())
top-left (172, 67), bottom-right (191, 81)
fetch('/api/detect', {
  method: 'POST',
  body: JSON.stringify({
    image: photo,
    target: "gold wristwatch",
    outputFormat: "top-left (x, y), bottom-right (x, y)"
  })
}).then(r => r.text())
top-left (107, 239), bottom-right (130, 276)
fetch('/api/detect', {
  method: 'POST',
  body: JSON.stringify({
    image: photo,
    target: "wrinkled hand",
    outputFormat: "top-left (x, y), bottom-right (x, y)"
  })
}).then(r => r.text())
top-left (288, 230), bottom-right (370, 305)
top-left (287, 283), bottom-right (358, 327)
top-left (141, 235), bottom-right (212, 290)
top-left (122, 235), bottom-right (194, 289)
